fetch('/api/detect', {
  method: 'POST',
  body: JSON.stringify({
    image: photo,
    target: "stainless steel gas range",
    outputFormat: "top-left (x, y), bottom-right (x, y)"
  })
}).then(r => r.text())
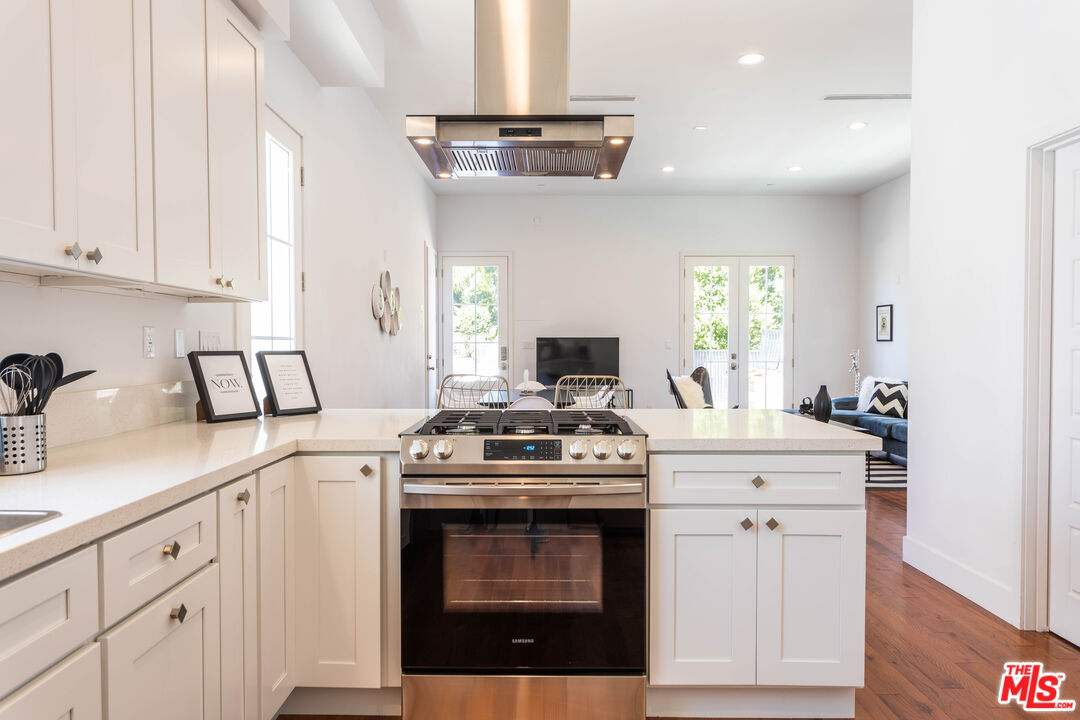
top-left (399, 409), bottom-right (647, 720)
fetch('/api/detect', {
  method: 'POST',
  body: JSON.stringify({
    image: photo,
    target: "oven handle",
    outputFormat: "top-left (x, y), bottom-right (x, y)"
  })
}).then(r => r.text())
top-left (402, 479), bottom-right (644, 496)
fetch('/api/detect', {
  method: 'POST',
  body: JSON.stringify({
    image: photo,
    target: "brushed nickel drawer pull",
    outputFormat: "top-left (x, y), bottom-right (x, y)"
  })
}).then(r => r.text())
top-left (170, 603), bottom-right (188, 623)
top-left (752, 475), bottom-right (765, 488)
top-left (740, 517), bottom-right (754, 531)
top-left (237, 489), bottom-right (251, 505)
top-left (765, 517), bottom-right (780, 531)
top-left (360, 463), bottom-right (374, 477)
top-left (163, 541), bottom-right (181, 559)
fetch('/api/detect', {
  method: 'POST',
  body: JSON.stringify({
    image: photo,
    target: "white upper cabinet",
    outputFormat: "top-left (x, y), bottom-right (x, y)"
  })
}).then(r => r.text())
top-left (72, 0), bottom-right (155, 280)
top-left (149, 0), bottom-right (217, 293)
top-left (208, 0), bottom-right (267, 301)
top-left (0, 0), bottom-right (79, 271)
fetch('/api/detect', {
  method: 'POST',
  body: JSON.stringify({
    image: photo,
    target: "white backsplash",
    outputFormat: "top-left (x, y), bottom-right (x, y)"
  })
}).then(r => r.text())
top-left (44, 381), bottom-right (199, 447)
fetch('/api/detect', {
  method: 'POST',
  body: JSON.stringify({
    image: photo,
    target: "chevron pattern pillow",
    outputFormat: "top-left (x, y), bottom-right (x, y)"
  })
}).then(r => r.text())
top-left (867, 382), bottom-right (908, 418)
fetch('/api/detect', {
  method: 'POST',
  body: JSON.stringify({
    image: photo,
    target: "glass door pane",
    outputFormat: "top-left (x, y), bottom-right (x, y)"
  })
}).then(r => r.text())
top-left (691, 263), bottom-right (733, 408)
top-left (743, 260), bottom-right (792, 409)
top-left (442, 256), bottom-right (509, 382)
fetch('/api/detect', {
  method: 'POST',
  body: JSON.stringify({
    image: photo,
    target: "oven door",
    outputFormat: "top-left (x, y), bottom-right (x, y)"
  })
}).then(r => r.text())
top-left (401, 503), bottom-right (645, 674)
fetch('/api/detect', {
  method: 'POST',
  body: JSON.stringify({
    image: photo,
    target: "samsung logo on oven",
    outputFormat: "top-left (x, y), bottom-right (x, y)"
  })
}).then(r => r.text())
top-left (512, 638), bottom-right (535, 645)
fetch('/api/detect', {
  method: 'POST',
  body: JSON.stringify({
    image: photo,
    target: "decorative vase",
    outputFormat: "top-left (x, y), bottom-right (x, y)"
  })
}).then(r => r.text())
top-left (813, 385), bottom-right (833, 423)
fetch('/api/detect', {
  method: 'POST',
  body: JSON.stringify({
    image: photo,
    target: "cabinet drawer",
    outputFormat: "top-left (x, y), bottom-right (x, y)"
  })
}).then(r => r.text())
top-left (649, 454), bottom-right (863, 506)
top-left (0, 643), bottom-right (102, 719)
top-left (0, 547), bottom-right (98, 699)
top-left (101, 493), bottom-right (217, 627)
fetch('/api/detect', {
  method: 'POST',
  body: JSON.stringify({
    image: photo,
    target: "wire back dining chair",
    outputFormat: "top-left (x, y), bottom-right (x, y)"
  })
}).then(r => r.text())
top-left (436, 374), bottom-right (510, 409)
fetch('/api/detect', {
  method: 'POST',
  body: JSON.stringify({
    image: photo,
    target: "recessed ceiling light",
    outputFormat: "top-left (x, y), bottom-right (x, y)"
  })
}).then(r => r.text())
top-left (737, 52), bottom-right (766, 66)
top-left (598, 172), bottom-right (613, 179)
top-left (609, 137), bottom-right (626, 145)
top-left (437, 171), bottom-right (452, 178)
top-left (788, 165), bottom-right (802, 172)
top-left (693, 125), bottom-right (708, 131)
top-left (661, 165), bottom-right (675, 173)
top-left (414, 138), bottom-right (434, 145)
top-left (848, 120), bottom-right (869, 130)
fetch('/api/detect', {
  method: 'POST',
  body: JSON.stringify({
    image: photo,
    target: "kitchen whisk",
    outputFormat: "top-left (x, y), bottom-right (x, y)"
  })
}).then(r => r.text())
top-left (0, 365), bottom-right (32, 416)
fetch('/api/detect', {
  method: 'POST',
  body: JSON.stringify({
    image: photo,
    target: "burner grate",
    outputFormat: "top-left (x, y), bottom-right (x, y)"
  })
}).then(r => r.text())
top-left (420, 409), bottom-right (502, 435)
top-left (496, 410), bottom-right (555, 435)
top-left (551, 410), bottom-right (633, 436)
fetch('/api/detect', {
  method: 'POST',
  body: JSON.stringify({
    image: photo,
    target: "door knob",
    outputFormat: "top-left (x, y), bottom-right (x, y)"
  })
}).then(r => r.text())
top-left (85, 247), bottom-right (103, 264)
top-left (162, 541), bottom-right (181, 559)
top-left (237, 489), bottom-right (251, 505)
top-left (170, 603), bottom-right (188, 623)
top-left (730, 362), bottom-right (737, 370)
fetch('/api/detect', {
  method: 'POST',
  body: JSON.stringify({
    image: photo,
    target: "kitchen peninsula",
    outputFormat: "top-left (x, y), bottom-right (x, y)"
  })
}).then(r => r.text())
top-left (0, 409), bottom-right (877, 719)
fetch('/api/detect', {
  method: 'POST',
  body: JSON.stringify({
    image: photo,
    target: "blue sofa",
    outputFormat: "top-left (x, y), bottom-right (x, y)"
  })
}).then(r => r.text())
top-left (830, 395), bottom-right (907, 466)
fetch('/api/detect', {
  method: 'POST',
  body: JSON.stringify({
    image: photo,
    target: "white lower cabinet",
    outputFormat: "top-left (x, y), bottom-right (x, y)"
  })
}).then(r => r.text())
top-left (257, 459), bottom-right (295, 720)
top-left (294, 455), bottom-right (383, 688)
top-left (649, 508), bottom-right (757, 686)
top-left (218, 475), bottom-right (259, 720)
top-left (756, 509), bottom-right (865, 687)
top-left (0, 643), bottom-right (102, 720)
top-left (101, 563), bottom-right (221, 720)
top-left (649, 503), bottom-right (865, 688)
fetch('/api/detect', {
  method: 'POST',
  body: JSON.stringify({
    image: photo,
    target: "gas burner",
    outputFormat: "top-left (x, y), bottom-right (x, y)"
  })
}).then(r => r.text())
top-left (446, 423), bottom-right (480, 435)
top-left (419, 410), bottom-right (501, 435)
top-left (512, 426), bottom-right (540, 434)
top-left (574, 424), bottom-right (600, 435)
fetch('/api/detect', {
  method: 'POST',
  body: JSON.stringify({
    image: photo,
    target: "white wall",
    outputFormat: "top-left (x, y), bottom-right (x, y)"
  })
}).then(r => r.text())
top-left (906, 0), bottom-right (1080, 626)
top-left (437, 195), bottom-right (860, 409)
top-left (264, 41), bottom-right (436, 408)
top-left (857, 174), bottom-right (909, 380)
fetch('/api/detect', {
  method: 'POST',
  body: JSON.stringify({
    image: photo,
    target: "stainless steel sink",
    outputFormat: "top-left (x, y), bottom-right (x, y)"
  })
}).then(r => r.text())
top-left (0, 510), bottom-right (61, 539)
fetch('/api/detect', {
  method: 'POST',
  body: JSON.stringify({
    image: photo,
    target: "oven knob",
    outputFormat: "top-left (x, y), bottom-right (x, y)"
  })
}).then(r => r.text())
top-left (617, 440), bottom-right (637, 460)
top-left (593, 440), bottom-right (612, 460)
top-left (434, 439), bottom-right (454, 460)
top-left (408, 439), bottom-right (429, 460)
top-left (569, 440), bottom-right (588, 460)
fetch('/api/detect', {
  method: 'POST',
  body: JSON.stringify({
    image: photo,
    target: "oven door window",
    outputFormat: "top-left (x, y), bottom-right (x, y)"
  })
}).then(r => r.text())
top-left (402, 508), bottom-right (645, 673)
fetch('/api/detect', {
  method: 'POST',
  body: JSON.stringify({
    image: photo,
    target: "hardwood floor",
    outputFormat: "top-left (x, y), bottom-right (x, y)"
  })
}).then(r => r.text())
top-left (284, 490), bottom-right (1080, 720)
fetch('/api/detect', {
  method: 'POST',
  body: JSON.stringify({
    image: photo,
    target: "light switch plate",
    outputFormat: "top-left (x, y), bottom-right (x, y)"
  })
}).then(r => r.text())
top-left (143, 326), bottom-right (156, 359)
top-left (174, 329), bottom-right (185, 358)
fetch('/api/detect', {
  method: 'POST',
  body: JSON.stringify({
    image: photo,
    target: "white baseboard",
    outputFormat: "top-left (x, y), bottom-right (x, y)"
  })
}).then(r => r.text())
top-left (902, 535), bottom-right (1020, 625)
top-left (647, 686), bottom-right (855, 718)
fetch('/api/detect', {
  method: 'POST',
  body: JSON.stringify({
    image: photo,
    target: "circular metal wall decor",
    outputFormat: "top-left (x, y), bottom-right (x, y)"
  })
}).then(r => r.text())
top-left (374, 271), bottom-right (402, 335)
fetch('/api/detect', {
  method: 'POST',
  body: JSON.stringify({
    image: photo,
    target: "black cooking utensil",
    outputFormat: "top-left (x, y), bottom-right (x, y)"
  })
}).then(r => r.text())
top-left (46, 353), bottom-right (63, 384)
top-left (22, 355), bottom-right (56, 415)
top-left (53, 369), bottom-right (96, 389)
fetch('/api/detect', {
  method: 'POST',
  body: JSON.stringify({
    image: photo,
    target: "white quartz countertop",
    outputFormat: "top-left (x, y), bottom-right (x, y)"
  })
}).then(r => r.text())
top-left (0, 408), bottom-right (879, 582)
top-left (621, 409), bottom-right (883, 453)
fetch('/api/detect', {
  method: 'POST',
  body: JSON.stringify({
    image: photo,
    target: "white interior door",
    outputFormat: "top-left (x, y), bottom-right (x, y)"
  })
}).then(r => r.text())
top-left (682, 256), bottom-right (794, 408)
top-left (1049, 140), bottom-right (1080, 646)
top-left (441, 255), bottom-right (510, 380)
top-left (425, 245), bottom-right (439, 408)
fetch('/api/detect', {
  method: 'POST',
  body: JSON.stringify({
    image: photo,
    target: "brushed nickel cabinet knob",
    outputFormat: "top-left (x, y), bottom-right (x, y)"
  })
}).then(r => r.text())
top-left (65, 242), bottom-right (82, 259)
top-left (162, 541), bottom-right (181, 559)
top-left (237, 489), bottom-right (251, 505)
top-left (752, 475), bottom-right (765, 488)
top-left (85, 247), bottom-right (103, 264)
top-left (740, 517), bottom-right (755, 531)
top-left (765, 517), bottom-right (780, 531)
top-left (360, 463), bottom-right (373, 477)
top-left (170, 603), bottom-right (188, 623)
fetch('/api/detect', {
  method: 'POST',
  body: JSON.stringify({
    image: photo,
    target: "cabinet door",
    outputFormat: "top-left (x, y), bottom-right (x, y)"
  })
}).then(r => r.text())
top-left (0, 0), bottom-right (79, 270)
top-left (295, 456), bottom-right (382, 688)
top-left (218, 476), bottom-right (258, 720)
top-left (207, 0), bottom-right (266, 301)
top-left (0, 644), bottom-right (101, 720)
top-left (71, 0), bottom-right (154, 280)
top-left (756, 509), bottom-right (865, 687)
top-left (149, 0), bottom-right (218, 293)
top-left (649, 508), bottom-right (757, 686)
top-left (101, 564), bottom-right (221, 720)
top-left (257, 459), bottom-right (295, 719)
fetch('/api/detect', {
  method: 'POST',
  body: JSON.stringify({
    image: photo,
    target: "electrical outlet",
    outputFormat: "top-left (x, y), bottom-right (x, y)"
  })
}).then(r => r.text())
top-left (143, 326), bottom-right (156, 359)
top-left (174, 329), bottom-right (185, 358)
top-left (198, 331), bottom-right (222, 351)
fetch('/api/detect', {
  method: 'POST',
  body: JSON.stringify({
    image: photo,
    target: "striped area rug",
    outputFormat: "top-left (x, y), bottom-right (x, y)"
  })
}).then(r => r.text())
top-left (866, 453), bottom-right (907, 489)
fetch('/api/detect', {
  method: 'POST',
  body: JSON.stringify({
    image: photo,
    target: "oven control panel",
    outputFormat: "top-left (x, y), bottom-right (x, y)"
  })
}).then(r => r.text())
top-left (483, 439), bottom-right (562, 461)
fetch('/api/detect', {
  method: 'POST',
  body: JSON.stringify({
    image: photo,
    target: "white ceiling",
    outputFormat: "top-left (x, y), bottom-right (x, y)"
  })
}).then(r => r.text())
top-left (367, 0), bottom-right (912, 196)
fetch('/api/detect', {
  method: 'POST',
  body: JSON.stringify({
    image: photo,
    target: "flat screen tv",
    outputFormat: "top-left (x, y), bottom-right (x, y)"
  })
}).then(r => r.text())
top-left (535, 337), bottom-right (620, 386)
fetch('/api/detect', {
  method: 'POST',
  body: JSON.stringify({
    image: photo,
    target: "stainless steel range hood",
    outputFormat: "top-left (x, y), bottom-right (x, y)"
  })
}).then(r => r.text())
top-left (406, 0), bottom-right (633, 180)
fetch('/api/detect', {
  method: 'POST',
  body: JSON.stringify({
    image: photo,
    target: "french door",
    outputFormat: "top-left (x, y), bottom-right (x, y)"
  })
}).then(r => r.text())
top-left (1049, 140), bottom-right (1080, 646)
top-left (440, 255), bottom-right (509, 380)
top-left (681, 256), bottom-right (794, 409)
